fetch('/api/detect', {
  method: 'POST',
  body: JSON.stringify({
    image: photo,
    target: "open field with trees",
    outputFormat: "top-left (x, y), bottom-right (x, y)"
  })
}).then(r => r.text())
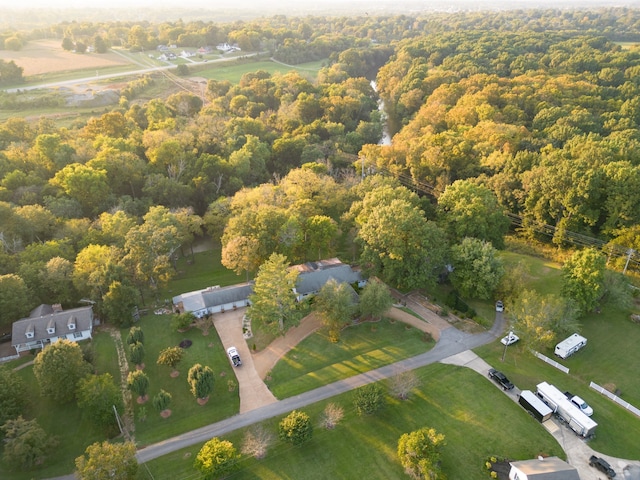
top-left (140, 364), bottom-right (565, 480)
top-left (1, 7), bottom-right (640, 480)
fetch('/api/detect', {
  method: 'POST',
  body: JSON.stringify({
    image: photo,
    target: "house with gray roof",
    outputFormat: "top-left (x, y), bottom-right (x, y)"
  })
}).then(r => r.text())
top-left (11, 305), bottom-right (94, 354)
top-left (172, 259), bottom-right (366, 316)
top-left (509, 457), bottom-right (580, 480)
top-left (172, 283), bottom-right (253, 318)
top-left (292, 258), bottom-right (366, 301)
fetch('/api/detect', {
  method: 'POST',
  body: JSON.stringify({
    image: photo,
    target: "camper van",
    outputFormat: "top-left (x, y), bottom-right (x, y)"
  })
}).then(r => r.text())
top-left (554, 333), bottom-right (587, 359)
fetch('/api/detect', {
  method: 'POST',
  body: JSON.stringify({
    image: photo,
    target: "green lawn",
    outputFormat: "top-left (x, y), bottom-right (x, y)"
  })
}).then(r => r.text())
top-left (140, 364), bottom-right (564, 480)
top-left (474, 307), bottom-right (640, 458)
top-left (0, 359), bottom-right (107, 479)
top-left (267, 318), bottom-right (434, 398)
top-left (120, 314), bottom-right (240, 447)
top-left (156, 246), bottom-right (245, 305)
top-left (194, 58), bottom-right (323, 83)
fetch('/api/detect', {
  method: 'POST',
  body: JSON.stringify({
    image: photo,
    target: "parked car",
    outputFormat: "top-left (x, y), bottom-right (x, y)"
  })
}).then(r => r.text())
top-left (488, 368), bottom-right (514, 390)
top-left (565, 391), bottom-right (593, 416)
top-left (500, 332), bottom-right (519, 346)
top-left (495, 300), bottom-right (504, 312)
top-left (227, 346), bottom-right (242, 367)
top-left (589, 455), bottom-right (616, 478)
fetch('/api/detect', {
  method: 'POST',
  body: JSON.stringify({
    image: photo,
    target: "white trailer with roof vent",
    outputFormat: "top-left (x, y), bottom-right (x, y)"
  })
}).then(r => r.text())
top-left (554, 333), bottom-right (587, 359)
top-left (536, 382), bottom-right (597, 438)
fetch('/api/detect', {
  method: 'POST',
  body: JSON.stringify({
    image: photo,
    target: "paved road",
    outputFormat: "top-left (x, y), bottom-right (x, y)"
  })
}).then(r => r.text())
top-left (2, 52), bottom-right (258, 93)
top-left (136, 322), bottom-right (501, 463)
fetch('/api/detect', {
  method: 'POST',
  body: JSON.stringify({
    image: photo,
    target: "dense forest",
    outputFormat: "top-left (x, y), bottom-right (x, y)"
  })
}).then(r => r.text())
top-left (1, 8), bottom-right (640, 332)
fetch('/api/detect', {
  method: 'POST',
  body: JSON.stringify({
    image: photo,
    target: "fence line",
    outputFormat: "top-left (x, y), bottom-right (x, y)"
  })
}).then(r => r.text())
top-left (532, 351), bottom-right (570, 374)
top-left (590, 382), bottom-right (640, 418)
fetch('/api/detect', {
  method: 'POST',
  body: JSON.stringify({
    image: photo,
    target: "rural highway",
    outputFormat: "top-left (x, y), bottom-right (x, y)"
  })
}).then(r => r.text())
top-left (2, 52), bottom-right (259, 93)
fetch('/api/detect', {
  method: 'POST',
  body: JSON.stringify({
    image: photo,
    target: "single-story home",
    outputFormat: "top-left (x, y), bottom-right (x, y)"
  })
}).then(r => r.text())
top-left (11, 304), bottom-right (94, 354)
top-left (173, 284), bottom-right (253, 318)
top-left (292, 258), bottom-right (366, 302)
top-left (509, 456), bottom-right (580, 480)
top-left (173, 258), bottom-right (366, 315)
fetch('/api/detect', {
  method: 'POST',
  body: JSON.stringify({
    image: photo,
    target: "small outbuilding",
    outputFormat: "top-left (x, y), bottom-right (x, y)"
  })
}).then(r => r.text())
top-left (509, 456), bottom-right (580, 480)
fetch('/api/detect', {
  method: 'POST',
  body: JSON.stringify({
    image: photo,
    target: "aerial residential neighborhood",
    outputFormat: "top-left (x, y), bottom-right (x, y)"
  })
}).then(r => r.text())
top-left (0, 2), bottom-right (640, 480)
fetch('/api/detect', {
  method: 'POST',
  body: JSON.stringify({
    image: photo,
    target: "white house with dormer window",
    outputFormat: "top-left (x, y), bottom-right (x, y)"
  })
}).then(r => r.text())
top-left (11, 304), bottom-right (93, 354)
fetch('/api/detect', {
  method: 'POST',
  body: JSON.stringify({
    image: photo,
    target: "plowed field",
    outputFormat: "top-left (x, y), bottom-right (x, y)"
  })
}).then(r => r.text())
top-left (2, 39), bottom-right (131, 76)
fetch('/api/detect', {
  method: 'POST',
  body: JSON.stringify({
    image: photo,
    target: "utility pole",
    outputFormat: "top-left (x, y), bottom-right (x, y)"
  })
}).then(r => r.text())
top-left (623, 248), bottom-right (634, 275)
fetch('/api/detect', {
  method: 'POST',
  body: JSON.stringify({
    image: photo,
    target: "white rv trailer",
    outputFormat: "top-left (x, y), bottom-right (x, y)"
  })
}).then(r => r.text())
top-left (536, 382), bottom-right (597, 437)
top-left (554, 333), bottom-right (587, 359)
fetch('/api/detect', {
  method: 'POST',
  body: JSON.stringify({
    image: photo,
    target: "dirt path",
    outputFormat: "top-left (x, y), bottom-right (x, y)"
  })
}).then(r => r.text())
top-left (106, 327), bottom-right (135, 440)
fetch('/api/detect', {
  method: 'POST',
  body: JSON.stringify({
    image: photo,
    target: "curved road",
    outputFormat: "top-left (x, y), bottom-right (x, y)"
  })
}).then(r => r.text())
top-left (136, 319), bottom-right (503, 463)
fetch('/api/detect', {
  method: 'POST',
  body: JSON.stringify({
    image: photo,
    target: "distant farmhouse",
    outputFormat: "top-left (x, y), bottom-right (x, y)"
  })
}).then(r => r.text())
top-left (216, 42), bottom-right (241, 53)
top-left (172, 258), bottom-right (366, 317)
top-left (11, 304), bottom-right (94, 355)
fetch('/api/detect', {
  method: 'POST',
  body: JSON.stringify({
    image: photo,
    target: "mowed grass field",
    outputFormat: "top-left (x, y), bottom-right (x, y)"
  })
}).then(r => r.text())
top-left (140, 364), bottom-right (564, 480)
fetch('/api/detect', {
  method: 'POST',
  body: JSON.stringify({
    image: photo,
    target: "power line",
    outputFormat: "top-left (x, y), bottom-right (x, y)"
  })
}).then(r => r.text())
top-left (368, 167), bottom-right (640, 272)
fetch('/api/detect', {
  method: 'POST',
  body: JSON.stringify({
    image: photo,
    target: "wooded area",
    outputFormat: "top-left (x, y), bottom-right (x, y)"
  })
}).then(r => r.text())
top-left (1, 8), bottom-right (640, 332)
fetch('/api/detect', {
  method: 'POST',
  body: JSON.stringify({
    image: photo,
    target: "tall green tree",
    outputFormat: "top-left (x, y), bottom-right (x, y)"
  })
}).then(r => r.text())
top-left (0, 366), bottom-right (26, 427)
top-left (187, 364), bottom-right (215, 402)
top-left (437, 179), bottom-right (510, 249)
top-left (126, 326), bottom-right (144, 345)
top-left (358, 278), bottom-right (394, 321)
top-left (0, 273), bottom-right (30, 331)
top-left (248, 253), bottom-right (299, 335)
top-left (358, 199), bottom-right (448, 290)
top-left (157, 346), bottom-right (185, 376)
top-left (510, 290), bottom-right (580, 351)
top-left (2, 416), bottom-right (58, 470)
top-left (75, 441), bottom-right (138, 480)
top-left (314, 278), bottom-right (355, 342)
top-left (129, 342), bottom-right (145, 368)
top-left (194, 437), bottom-right (238, 479)
top-left (450, 238), bottom-right (504, 299)
top-left (76, 373), bottom-right (123, 432)
top-left (33, 339), bottom-right (92, 404)
top-left (397, 427), bottom-right (446, 480)
top-left (152, 389), bottom-right (172, 414)
top-left (102, 280), bottom-right (139, 327)
top-left (127, 370), bottom-right (150, 402)
top-left (561, 248), bottom-right (606, 314)
top-left (278, 410), bottom-right (313, 446)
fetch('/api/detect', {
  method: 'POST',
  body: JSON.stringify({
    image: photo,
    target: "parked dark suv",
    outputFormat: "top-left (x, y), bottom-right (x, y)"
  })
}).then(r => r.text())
top-left (589, 455), bottom-right (616, 478)
top-left (488, 368), bottom-right (514, 390)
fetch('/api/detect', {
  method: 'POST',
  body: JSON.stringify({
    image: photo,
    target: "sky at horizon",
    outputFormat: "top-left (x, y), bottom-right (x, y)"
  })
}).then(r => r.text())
top-left (2, 0), bottom-right (639, 7)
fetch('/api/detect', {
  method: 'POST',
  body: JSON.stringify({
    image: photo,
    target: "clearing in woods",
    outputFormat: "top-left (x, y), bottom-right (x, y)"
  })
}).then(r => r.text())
top-left (2, 39), bottom-right (132, 77)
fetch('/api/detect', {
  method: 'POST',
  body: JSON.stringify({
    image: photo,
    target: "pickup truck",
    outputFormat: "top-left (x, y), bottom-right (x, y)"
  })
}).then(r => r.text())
top-left (488, 368), bottom-right (514, 391)
top-left (564, 391), bottom-right (593, 416)
top-left (589, 455), bottom-right (616, 478)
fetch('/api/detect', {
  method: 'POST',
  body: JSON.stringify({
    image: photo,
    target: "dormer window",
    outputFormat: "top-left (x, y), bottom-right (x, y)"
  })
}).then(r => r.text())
top-left (25, 324), bottom-right (35, 339)
top-left (67, 316), bottom-right (76, 331)
top-left (46, 318), bottom-right (56, 335)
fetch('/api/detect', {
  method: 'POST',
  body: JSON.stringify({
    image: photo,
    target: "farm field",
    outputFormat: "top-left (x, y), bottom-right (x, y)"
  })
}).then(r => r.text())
top-left (2, 39), bottom-right (134, 76)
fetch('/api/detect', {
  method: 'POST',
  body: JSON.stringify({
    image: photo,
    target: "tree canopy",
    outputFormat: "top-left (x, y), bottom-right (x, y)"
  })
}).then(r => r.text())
top-left (33, 339), bottom-right (92, 404)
